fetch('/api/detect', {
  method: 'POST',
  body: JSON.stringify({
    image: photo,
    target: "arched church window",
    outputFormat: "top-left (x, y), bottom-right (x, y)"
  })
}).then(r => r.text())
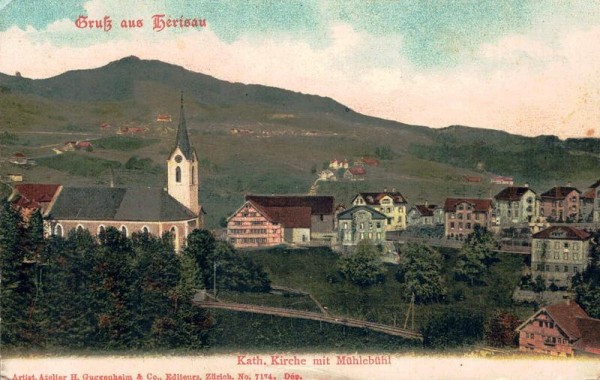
top-left (98, 225), bottom-right (106, 235)
top-left (55, 224), bottom-right (63, 237)
top-left (76, 224), bottom-right (85, 233)
top-left (176, 166), bottom-right (181, 183)
top-left (190, 166), bottom-right (195, 185)
top-left (141, 226), bottom-right (149, 234)
top-left (120, 225), bottom-right (128, 237)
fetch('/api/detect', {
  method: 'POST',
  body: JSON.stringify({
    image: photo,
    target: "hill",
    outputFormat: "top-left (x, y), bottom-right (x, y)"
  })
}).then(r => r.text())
top-left (0, 57), bottom-right (598, 227)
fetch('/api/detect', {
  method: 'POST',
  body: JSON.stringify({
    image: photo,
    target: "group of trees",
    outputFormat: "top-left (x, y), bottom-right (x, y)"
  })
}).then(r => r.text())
top-left (0, 199), bottom-right (270, 350)
top-left (337, 240), bottom-right (386, 287)
top-left (572, 231), bottom-right (600, 318)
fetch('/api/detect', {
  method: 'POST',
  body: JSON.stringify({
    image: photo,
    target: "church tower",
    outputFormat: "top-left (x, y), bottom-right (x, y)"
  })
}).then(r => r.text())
top-left (167, 92), bottom-right (200, 215)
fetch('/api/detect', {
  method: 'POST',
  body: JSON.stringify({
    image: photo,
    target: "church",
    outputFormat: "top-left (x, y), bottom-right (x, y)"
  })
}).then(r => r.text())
top-left (10, 94), bottom-right (203, 251)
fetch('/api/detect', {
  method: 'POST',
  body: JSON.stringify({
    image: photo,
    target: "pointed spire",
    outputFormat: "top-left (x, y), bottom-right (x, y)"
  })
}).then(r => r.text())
top-left (174, 91), bottom-right (193, 159)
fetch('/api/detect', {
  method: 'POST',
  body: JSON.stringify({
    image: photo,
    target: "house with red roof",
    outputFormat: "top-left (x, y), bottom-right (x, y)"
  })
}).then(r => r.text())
top-left (494, 185), bottom-right (538, 225)
top-left (443, 198), bottom-right (493, 239)
top-left (226, 195), bottom-right (335, 248)
top-left (9, 184), bottom-right (62, 220)
top-left (516, 300), bottom-right (600, 357)
top-left (540, 186), bottom-right (580, 222)
top-left (530, 226), bottom-right (592, 288)
top-left (344, 166), bottom-right (366, 181)
top-left (9, 152), bottom-right (28, 165)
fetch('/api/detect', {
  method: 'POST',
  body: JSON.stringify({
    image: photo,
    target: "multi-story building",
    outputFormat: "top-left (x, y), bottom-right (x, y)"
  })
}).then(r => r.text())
top-left (336, 205), bottom-right (387, 246)
top-left (443, 198), bottom-right (493, 239)
top-left (516, 301), bottom-right (600, 357)
top-left (540, 186), bottom-right (581, 222)
top-left (494, 186), bottom-right (538, 225)
top-left (530, 226), bottom-right (591, 288)
top-left (226, 195), bottom-right (335, 248)
top-left (351, 191), bottom-right (408, 231)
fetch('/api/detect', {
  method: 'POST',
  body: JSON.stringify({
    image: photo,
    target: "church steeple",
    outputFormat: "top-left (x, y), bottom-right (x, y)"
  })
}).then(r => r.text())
top-left (167, 92), bottom-right (200, 217)
top-left (175, 91), bottom-right (194, 159)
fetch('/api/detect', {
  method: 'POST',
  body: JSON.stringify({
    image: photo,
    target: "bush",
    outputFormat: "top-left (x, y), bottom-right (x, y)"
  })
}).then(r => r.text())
top-left (421, 308), bottom-right (485, 348)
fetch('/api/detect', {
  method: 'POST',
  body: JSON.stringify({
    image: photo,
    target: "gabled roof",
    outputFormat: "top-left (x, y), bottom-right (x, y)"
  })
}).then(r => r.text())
top-left (443, 198), bottom-right (492, 212)
top-left (173, 92), bottom-right (195, 160)
top-left (516, 301), bottom-right (589, 340)
top-left (494, 186), bottom-right (535, 201)
top-left (347, 166), bottom-right (366, 175)
top-left (246, 195), bottom-right (334, 215)
top-left (541, 186), bottom-right (580, 200)
top-left (573, 317), bottom-right (600, 354)
top-left (354, 191), bottom-right (408, 205)
top-left (229, 200), bottom-right (312, 228)
top-left (262, 206), bottom-right (312, 228)
top-left (337, 205), bottom-right (387, 220)
top-left (414, 204), bottom-right (436, 217)
top-left (49, 186), bottom-right (197, 222)
top-left (546, 302), bottom-right (589, 340)
top-left (12, 184), bottom-right (61, 210)
top-left (532, 226), bottom-right (591, 241)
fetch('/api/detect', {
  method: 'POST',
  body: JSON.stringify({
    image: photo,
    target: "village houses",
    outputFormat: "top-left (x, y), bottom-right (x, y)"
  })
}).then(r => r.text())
top-left (582, 179), bottom-right (600, 223)
top-left (530, 226), bottom-right (592, 288)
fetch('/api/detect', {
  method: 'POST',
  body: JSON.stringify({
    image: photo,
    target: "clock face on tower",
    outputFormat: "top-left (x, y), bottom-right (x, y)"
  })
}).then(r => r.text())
top-left (174, 155), bottom-right (183, 163)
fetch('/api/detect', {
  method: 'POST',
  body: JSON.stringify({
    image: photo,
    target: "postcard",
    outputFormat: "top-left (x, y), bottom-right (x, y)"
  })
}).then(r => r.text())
top-left (1, 1), bottom-right (599, 379)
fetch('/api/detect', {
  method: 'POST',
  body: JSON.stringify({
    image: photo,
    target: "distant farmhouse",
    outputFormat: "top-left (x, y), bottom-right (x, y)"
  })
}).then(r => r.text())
top-left (226, 195), bottom-right (335, 248)
top-left (10, 95), bottom-right (203, 251)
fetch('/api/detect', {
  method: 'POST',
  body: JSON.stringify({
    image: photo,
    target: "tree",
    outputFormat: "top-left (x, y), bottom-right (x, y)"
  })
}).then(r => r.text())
top-left (454, 226), bottom-right (498, 286)
top-left (397, 242), bottom-right (446, 304)
top-left (338, 240), bottom-right (386, 287)
top-left (183, 230), bottom-right (271, 294)
top-left (485, 311), bottom-right (520, 347)
top-left (421, 307), bottom-right (485, 348)
top-left (0, 199), bottom-right (34, 346)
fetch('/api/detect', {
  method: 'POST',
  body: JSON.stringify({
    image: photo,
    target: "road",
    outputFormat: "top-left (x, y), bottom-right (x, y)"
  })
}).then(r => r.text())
top-left (194, 299), bottom-right (423, 341)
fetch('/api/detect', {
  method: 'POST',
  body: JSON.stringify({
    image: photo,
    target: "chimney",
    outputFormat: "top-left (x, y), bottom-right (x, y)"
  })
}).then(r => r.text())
top-left (566, 181), bottom-right (572, 187)
top-left (425, 200), bottom-right (428, 207)
top-left (524, 183), bottom-right (529, 188)
top-left (383, 187), bottom-right (387, 193)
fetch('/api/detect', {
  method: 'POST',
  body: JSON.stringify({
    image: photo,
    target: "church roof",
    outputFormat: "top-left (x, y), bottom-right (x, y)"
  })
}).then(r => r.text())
top-left (49, 186), bottom-right (197, 222)
top-left (174, 92), bottom-right (195, 160)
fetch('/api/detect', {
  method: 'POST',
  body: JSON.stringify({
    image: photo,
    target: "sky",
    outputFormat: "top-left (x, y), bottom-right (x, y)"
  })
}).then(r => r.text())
top-left (0, 0), bottom-right (599, 138)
